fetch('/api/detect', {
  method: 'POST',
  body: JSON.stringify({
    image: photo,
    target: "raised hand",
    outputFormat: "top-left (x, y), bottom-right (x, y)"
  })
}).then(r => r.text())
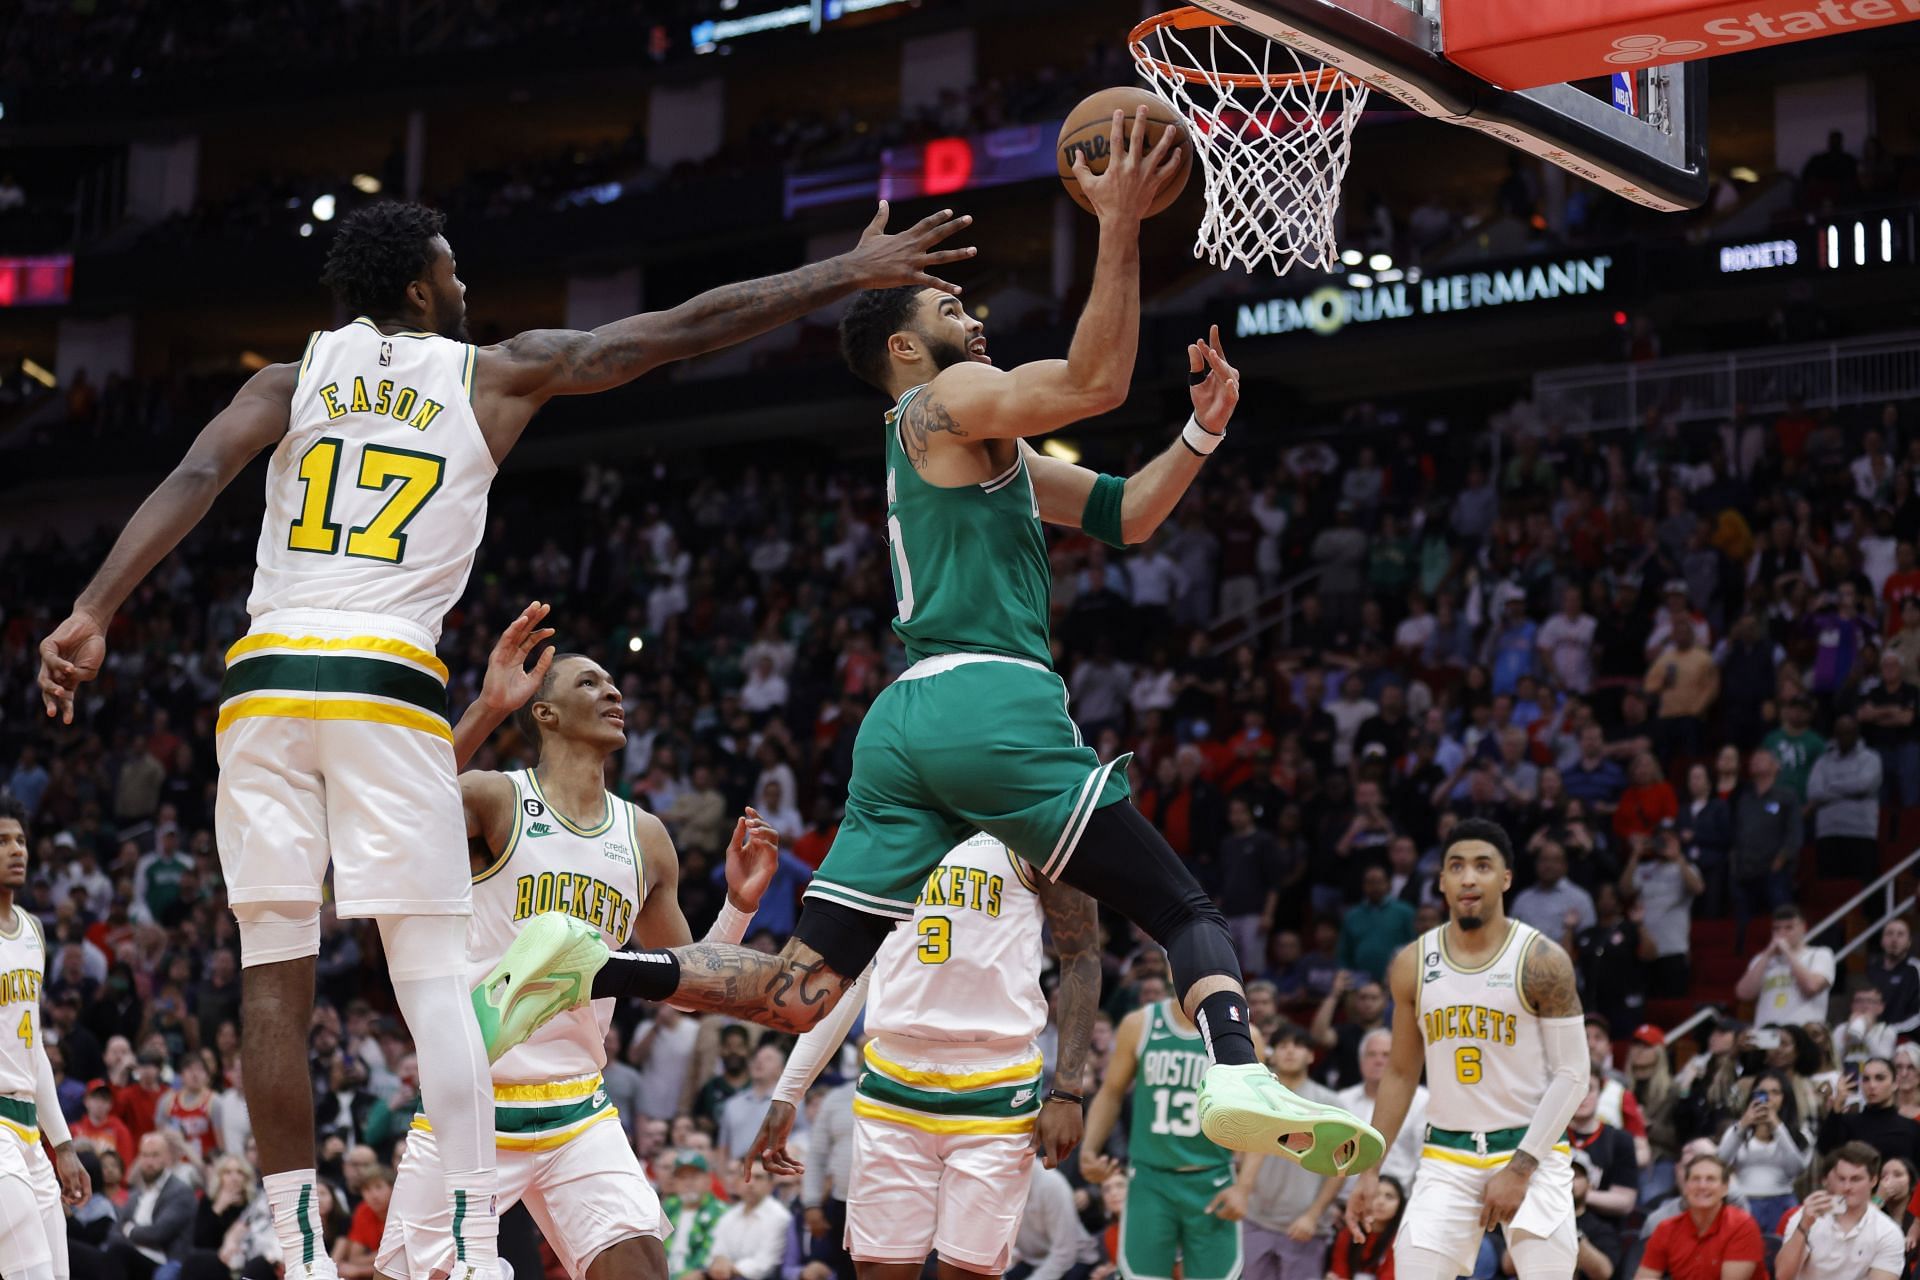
top-left (1188, 325), bottom-right (1239, 434)
top-left (845, 201), bottom-right (978, 296)
top-left (724, 807), bottom-right (780, 911)
top-left (37, 611), bottom-right (107, 725)
top-left (479, 601), bottom-right (557, 715)
top-left (1071, 106), bottom-right (1184, 225)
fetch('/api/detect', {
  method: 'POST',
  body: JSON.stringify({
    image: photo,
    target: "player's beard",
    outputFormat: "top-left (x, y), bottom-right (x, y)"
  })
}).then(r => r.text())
top-left (919, 331), bottom-right (972, 371)
top-left (1456, 910), bottom-right (1485, 931)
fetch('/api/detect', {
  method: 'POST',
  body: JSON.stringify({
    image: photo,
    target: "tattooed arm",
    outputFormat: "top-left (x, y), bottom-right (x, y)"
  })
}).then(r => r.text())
top-left (1033, 875), bottom-right (1099, 1168)
top-left (473, 203), bottom-right (973, 456)
top-left (661, 937), bottom-right (859, 1035)
top-left (1480, 933), bottom-right (1588, 1229)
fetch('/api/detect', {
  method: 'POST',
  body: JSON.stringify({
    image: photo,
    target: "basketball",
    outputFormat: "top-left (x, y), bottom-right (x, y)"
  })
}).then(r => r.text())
top-left (1056, 85), bottom-right (1192, 217)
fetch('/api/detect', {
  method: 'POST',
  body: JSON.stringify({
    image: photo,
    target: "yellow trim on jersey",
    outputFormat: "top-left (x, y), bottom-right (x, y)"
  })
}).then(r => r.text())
top-left (0, 1117), bottom-right (38, 1144)
top-left (411, 1107), bottom-right (618, 1151)
top-left (861, 1041), bottom-right (1043, 1092)
top-left (1006, 846), bottom-right (1039, 892)
top-left (462, 344), bottom-right (478, 401)
top-left (1420, 1141), bottom-right (1571, 1169)
top-left (0, 909), bottom-right (23, 942)
top-left (296, 331), bottom-right (323, 387)
top-left (852, 1097), bottom-right (1037, 1136)
top-left (471, 772), bottom-right (524, 885)
top-left (1515, 932), bottom-right (1545, 1016)
top-left (526, 769), bottom-right (614, 838)
top-left (492, 1075), bottom-right (602, 1103)
top-left (215, 695), bottom-right (453, 743)
top-left (225, 632), bottom-right (450, 682)
top-left (624, 800), bottom-right (647, 912)
top-left (1438, 919), bottom-right (1528, 976)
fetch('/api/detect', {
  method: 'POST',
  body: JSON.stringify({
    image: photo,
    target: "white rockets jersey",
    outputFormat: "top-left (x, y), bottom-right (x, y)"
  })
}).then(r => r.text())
top-left (866, 833), bottom-right (1048, 1047)
top-left (1416, 920), bottom-right (1552, 1133)
top-left (470, 770), bottom-right (645, 1085)
top-left (247, 318), bottom-right (496, 640)
top-left (0, 909), bottom-right (45, 1098)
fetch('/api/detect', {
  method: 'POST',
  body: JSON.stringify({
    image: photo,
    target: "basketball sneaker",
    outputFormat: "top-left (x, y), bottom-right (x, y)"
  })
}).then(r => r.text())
top-left (1197, 1062), bottom-right (1385, 1177)
top-left (470, 913), bottom-right (607, 1064)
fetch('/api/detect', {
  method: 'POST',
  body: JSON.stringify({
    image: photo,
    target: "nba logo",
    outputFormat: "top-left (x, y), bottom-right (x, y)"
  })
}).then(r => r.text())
top-left (379, 341), bottom-right (393, 367)
top-left (1229, 1008), bottom-right (1241, 1023)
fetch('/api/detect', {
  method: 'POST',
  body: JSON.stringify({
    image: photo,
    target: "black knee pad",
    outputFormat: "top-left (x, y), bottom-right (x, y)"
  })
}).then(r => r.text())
top-left (1058, 802), bottom-right (1242, 997)
top-left (791, 897), bottom-right (899, 979)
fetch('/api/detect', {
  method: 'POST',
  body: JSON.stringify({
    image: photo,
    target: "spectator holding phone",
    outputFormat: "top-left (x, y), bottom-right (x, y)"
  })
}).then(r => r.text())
top-left (1778, 1142), bottom-right (1904, 1280)
top-left (1719, 1069), bottom-right (1813, 1233)
top-left (1820, 1058), bottom-right (1920, 1166)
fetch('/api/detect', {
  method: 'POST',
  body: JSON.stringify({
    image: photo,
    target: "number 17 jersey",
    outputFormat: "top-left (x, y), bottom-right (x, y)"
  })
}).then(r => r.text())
top-left (248, 318), bottom-right (496, 641)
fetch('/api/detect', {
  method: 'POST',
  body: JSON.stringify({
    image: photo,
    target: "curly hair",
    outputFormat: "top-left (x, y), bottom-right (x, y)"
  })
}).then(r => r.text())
top-left (1442, 816), bottom-right (1513, 866)
top-left (837, 285), bottom-right (925, 391)
top-left (319, 201), bottom-right (446, 316)
top-left (0, 794), bottom-right (26, 841)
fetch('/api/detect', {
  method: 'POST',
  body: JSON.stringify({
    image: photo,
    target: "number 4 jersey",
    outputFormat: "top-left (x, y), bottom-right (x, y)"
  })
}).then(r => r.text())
top-left (0, 910), bottom-right (44, 1103)
top-left (247, 318), bottom-right (495, 640)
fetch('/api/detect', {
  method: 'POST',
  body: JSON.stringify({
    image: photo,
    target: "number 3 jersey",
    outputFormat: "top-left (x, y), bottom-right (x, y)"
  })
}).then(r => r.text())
top-left (1415, 920), bottom-right (1552, 1133)
top-left (247, 318), bottom-right (495, 641)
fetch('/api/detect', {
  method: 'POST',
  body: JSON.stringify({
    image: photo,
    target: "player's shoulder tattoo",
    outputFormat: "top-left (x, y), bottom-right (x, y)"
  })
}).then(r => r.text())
top-left (1519, 933), bottom-right (1581, 1019)
top-left (898, 392), bottom-right (968, 471)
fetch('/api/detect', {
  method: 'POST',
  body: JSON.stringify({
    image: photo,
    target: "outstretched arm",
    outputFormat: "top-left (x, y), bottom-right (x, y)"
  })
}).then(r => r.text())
top-left (1024, 327), bottom-right (1240, 545)
top-left (39, 362), bottom-right (295, 722)
top-left (475, 204), bottom-right (973, 438)
top-left (452, 601), bottom-right (555, 769)
top-left (903, 108), bottom-right (1183, 446)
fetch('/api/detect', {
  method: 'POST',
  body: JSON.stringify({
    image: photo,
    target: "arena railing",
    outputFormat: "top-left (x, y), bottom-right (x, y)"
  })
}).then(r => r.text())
top-left (1667, 844), bottom-right (1920, 1045)
top-left (1532, 329), bottom-right (1920, 433)
top-left (1206, 564), bottom-right (1327, 656)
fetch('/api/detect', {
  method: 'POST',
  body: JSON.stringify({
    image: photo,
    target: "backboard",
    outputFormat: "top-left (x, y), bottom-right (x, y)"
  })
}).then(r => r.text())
top-left (1187, 0), bottom-right (1709, 211)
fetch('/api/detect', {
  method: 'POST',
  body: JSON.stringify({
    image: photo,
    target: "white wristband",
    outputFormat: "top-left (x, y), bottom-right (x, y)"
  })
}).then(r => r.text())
top-left (706, 899), bottom-right (754, 945)
top-left (1181, 413), bottom-right (1224, 456)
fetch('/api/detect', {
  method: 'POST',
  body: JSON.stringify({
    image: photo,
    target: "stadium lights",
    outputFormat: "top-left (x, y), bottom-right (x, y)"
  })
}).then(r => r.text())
top-left (628, 637), bottom-right (644, 653)
top-left (21, 358), bottom-right (54, 388)
top-left (1368, 253), bottom-right (1392, 271)
top-left (1347, 273), bottom-right (1373, 288)
top-left (1340, 249), bottom-right (1363, 266)
top-left (1729, 166), bottom-right (1759, 183)
top-left (0, 103), bottom-right (7, 122)
top-left (351, 174), bottom-right (382, 195)
top-left (238, 351), bottom-right (270, 371)
top-left (1041, 439), bottom-right (1082, 465)
top-left (1376, 268), bottom-right (1404, 283)
top-left (312, 194), bottom-right (336, 222)
top-left (298, 223), bottom-right (314, 238)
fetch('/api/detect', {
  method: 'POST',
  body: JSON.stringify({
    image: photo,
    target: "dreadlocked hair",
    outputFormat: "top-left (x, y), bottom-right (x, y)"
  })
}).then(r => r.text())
top-left (319, 201), bottom-right (447, 317)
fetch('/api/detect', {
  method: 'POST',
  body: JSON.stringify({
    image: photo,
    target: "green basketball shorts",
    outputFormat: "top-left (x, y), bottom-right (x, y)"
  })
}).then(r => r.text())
top-left (1118, 1164), bottom-right (1243, 1280)
top-left (804, 654), bottom-right (1133, 920)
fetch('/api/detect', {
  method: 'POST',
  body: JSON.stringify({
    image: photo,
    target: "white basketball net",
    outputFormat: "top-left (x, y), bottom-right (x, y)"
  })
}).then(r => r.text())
top-left (1131, 11), bottom-right (1369, 275)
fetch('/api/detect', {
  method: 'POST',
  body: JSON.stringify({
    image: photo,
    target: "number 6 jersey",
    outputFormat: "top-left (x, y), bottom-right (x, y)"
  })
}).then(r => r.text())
top-left (247, 318), bottom-right (495, 640)
top-left (1415, 920), bottom-right (1553, 1134)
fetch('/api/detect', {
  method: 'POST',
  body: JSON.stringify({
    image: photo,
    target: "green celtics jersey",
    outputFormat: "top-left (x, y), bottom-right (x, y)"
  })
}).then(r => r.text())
top-left (1129, 1000), bottom-right (1229, 1173)
top-left (883, 384), bottom-right (1053, 668)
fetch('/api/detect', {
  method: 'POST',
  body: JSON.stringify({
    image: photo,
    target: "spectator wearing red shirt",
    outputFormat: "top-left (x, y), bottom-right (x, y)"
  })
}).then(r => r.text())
top-left (1635, 1152), bottom-right (1764, 1280)
top-left (113, 1051), bottom-right (167, 1142)
top-left (74, 1078), bottom-right (134, 1165)
top-left (336, 1164), bottom-right (392, 1279)
top-left (1614, 753), bottom-right (1679, 842)
top-left (1330, 1175), bottom-right (1402, 1280)
top-left (1883, 541), bottom-right (1920, 617)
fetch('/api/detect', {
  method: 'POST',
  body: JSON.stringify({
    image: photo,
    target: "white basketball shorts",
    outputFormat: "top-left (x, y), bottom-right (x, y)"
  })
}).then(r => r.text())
top-left (215, 610), bottom-right (471, 919)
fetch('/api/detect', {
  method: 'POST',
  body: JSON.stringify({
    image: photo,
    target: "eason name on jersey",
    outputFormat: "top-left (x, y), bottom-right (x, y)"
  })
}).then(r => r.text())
top-left (512, 871), bottom-right (634, 940)
top-left (1423, 1004), bottom-right (1520, 1047)
top-left (316, 377), bottom-right (448, 432)
top-left (1142, 1048), bottom-right (1208, 1090)
top-left (917, 865), bottom-right (1007, 916)
top-left (0, 968), bottom-right (41, 1005)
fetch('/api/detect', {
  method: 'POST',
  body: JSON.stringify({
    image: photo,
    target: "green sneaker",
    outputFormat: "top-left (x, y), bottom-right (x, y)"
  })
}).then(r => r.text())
top-left (470, 913), bottom-right (610, 1064)
top-left (1197, 1062), bottom-right (1385, 1177)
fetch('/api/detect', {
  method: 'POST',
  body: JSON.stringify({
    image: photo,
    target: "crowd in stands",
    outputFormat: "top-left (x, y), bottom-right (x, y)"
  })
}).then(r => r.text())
top-left (4, 376), bottom-right (1920, 1280)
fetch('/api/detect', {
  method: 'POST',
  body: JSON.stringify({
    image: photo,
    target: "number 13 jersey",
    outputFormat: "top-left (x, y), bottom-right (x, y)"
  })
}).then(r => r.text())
top-left (248, 318), bottom-right (495, 640)
top-left (1415, 920), bottom-right (1552, 1134)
